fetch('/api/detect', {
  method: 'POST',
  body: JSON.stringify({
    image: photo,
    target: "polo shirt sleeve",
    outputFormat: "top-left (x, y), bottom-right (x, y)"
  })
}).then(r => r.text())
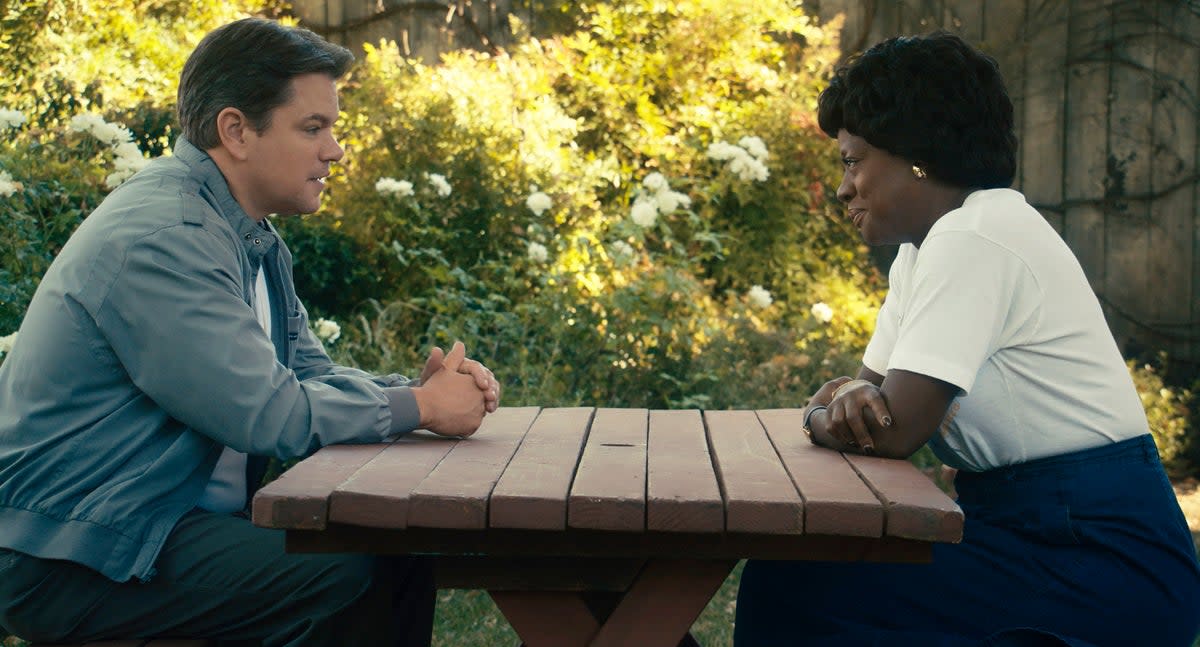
top-left (862, 245), bottom-right (910, 376)
top-left (884, 231), bottom-right (1032, 394)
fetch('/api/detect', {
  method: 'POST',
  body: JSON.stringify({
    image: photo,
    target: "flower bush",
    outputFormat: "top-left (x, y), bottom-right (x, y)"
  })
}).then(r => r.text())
top-left (278, 0), bottom-right (886, 409)
top-left (3, 0), bottom-right (1194, 477)
top-left (1130, 355), bottom-right (1197, 477)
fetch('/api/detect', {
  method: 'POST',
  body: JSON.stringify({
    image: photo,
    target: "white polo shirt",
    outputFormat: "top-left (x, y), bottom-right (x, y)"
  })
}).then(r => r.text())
top-left (863, 188), bottom-right (1147, 471)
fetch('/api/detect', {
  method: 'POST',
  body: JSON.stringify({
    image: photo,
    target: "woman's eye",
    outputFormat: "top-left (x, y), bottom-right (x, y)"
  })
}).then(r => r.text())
top-left (841, 158), bottom-right (858, 169)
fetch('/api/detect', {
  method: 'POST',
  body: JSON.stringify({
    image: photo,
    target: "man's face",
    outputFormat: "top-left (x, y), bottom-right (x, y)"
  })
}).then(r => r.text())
top-left (240, 72), bottom-right (344, 219)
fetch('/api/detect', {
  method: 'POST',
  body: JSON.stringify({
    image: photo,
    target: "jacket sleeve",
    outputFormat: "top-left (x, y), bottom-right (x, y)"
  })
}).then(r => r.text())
top-left (94, 222), bottom-right (419, 460)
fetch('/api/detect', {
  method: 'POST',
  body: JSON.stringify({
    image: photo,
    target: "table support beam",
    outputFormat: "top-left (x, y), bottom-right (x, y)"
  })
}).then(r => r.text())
top-left (488, 558), bottom-right (736, 647)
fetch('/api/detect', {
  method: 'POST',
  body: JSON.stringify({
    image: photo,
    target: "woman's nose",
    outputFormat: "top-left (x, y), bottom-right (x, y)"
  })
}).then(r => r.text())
top-left (836, 174), bottom-right (853, 203)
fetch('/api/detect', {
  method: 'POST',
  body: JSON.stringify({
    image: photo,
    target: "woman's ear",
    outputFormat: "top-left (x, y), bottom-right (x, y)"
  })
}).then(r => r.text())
top-left (215, 107), bottom-right (251, 161)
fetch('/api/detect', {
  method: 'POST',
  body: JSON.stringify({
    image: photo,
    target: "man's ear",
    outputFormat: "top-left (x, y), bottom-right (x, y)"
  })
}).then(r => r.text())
top-left (215, 107), bottom-right (252, 161)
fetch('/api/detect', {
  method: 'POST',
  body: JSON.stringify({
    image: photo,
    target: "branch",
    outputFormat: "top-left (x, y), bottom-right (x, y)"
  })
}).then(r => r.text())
top-left (1097, 292), bottom-right (1200, 343)
top-left (297, 1), bottom-right (500, 56)
top-left (1030, 173), bottom-right (1200, 214)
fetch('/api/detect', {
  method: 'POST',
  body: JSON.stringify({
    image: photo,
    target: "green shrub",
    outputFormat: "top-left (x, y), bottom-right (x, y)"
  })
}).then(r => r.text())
top-left (285, 0), bottom-right (878, 408)
top-left (1130, 355), bottom-right (1196, 477)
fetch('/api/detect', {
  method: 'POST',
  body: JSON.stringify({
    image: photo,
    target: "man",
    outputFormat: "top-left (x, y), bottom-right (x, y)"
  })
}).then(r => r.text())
top-left (0, 17), bottom-right (500, 645)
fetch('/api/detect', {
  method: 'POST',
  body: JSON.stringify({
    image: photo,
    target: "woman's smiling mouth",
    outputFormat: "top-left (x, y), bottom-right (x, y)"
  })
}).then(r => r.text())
top-left (849, 208), bottom-right (866, 228)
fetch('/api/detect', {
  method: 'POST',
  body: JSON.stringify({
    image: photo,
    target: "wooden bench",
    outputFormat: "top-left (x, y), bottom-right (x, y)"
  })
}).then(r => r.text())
top-left (32, 640), bottom-right (212, 646)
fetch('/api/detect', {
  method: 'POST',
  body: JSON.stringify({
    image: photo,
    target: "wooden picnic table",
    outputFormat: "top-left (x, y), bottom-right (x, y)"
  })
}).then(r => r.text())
top-left (252, 407), bottom-right (963, 647)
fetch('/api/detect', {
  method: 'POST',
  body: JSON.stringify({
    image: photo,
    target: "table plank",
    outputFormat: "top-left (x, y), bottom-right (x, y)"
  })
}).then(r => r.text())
top-left (756, 409), bottom-right (884, 537)
top-left (406, 406), bottom-right (540, 529)
top-left (568, 408), bottom-right (648, 532)
top-left (646, 409), bottom-right (724, 533)
top-left (490, 407), bottom-right (594, 530)
top-left (327, 431), bottom-right (457, 528)
top-left (845, 454), bottom-right (964, 543)
top-left (251, 443), bottom-right (391, 530)
top-left (704, 409), bottom-right (803, 533)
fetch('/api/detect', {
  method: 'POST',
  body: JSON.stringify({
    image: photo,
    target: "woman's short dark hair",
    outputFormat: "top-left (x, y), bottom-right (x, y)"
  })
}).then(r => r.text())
top-left (817, 32), bottom-right (1017, 189)
top-left (178, 18), bottom-right (354, 150)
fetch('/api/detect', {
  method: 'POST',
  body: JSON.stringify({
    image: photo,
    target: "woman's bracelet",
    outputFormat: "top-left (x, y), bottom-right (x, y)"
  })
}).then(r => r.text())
top-left (802, 404), bottom-right (827, 441)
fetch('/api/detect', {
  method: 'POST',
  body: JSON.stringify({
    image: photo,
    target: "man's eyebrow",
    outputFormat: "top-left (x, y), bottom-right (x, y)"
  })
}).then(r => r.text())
top-left (302, 114), bottom-right (335, 126)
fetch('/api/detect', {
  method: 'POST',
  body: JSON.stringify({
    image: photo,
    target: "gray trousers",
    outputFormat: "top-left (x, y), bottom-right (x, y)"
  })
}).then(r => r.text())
top-left (0, 509), bottom-right (435, 646)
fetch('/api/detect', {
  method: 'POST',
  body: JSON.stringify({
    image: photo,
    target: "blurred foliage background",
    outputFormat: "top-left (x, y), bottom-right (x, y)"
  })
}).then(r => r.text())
top-left (0, 0), bottom-right (1197, 644)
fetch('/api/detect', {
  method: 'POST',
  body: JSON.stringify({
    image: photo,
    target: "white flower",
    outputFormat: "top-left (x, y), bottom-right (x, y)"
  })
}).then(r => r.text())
top-left (654, 190), bottom-right (692, 214)
top-left (70, 113), bottom-right (132, 146)
top-left (426, 173), bottom-right (452, 197)
top-left (738, 135), bottom-right (769, 161)
top-left (0, 332), bottom-right (16, 356)
top-left (708, 138), bottom-right (770, 183)
top-left (312, 318), bottom-right (341, 344)
top-left (747, 285), bottom-right (773, 309)
top-left (375, 177), bottom-right (414, 197)
top-left (525, 191), bottom-right (552, 216)
top-left (104, 142), bottom-right (149, 188)
top-left (811, 302), bottom-right (834, 323)
top-left (705, 141), bottom-right (741, 161)
top-left (642, 172), bottom-right (668, 193)
top-left (105, 169), bottom-right (134, 189)
top-left (0, 170), bottom-right (19, 198)
top-left (69, 113), bottom-right (106, 134)
top-left (630, 200), bottom-right (658, 227)
top-left (0, 109), bottom-right (26, 130)
top-left (610, 240), bottom-right (634, 261)
top-left (527, 241), bottom-right (549, 263)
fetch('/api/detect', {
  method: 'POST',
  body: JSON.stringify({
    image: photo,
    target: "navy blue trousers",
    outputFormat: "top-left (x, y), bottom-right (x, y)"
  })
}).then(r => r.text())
top-left (734, 435), bottom-right (1200, 646)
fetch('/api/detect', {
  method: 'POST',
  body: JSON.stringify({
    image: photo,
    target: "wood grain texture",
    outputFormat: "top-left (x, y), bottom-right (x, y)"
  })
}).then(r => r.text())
top-left (568, 408), bottom-right (648, 531)
top-left (327, 431), bottom-right (456, 528)
top-left (646, 409), bottom-right (724, 533)
top-left (1021, 0), bottom-right (1068, 233)
top-left (704, 409), bottom-right (803, 534)
top-left (845, 454), bottom-right (963, 543)
top-left (1149, 0), bottom-right (1198, 356)
top-left (490, 407), bottom-right (594, 530)
top-left (1064, 0), bottom-right (1112, 292)
top-left (757, 409), bottom-right (884, 537)
top-left (251, 443), bottom-right (391, 530)
top-left (588, 559), bottom-right (736, 647)
top-left (406, 406), bottom-right (539, 529)
top-left (489, 591), bottom-right (598, 647)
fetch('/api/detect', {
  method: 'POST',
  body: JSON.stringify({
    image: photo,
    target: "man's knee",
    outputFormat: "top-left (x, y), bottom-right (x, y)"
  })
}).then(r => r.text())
top-left (298, 553), bottom-right (381, 608)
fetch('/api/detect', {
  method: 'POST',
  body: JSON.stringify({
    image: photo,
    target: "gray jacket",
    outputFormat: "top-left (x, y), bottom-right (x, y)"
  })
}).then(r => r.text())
top-left (0, 137), bottom-right (420, 583)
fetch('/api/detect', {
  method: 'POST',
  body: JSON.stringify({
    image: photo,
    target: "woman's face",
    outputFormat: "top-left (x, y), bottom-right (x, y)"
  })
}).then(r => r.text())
top-left (835, 130), bottom-right (930, 247)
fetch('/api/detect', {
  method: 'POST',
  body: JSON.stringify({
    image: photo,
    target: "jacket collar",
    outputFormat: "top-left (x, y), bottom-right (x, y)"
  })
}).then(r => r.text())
top-left (172, 136), bottom-right (279, 261)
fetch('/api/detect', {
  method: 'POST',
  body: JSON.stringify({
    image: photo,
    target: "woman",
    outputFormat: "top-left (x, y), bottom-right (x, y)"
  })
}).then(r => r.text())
top-left (733, 33), bottom-right (1200, 646)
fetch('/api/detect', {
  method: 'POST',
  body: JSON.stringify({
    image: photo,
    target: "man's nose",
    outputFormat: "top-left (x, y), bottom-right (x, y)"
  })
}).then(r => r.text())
top-left (324, 134), bottom-right (345, 162)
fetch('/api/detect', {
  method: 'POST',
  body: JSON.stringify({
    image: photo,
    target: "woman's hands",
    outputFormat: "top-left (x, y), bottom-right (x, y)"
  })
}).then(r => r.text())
top-left (804, 368), bottom-right (956, 459)
top-left (826, 378), bottom-right (892, 451)
top-left (804, 373), bottom-right (893, 454)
